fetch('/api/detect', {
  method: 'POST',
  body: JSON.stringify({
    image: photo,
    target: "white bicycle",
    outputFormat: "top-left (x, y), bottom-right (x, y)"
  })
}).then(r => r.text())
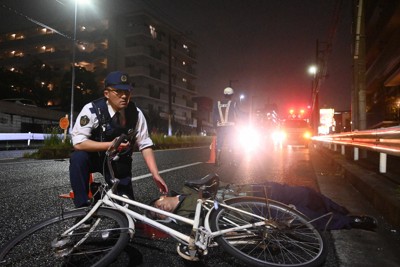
top-left (0, 134), bottom-right (328, 267)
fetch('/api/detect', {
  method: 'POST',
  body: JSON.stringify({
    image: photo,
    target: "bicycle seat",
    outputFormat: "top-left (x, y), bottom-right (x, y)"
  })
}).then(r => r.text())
top-left (184, 173), bottom-right (219, 198)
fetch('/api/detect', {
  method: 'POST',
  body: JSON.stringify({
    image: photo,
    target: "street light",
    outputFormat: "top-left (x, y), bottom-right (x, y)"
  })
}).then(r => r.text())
top-left (308, 65), bottom-right (318, 134)
top-left (308, 65), bottom-right (317, 76)
top-left (69, 0), bottom-right (90, 133)
top-left (69, 0), bottom-right (78, 134)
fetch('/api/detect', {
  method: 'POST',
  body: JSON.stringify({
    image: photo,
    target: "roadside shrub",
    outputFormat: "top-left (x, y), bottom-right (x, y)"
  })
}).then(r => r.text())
top-left (151, 133), bottom-right (211, 149)
top-left (25, 128), bottom-right (72, 159)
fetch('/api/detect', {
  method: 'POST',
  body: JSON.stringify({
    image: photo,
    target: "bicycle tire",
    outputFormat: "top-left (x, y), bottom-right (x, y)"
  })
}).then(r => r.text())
top-left (0, 207), bottom-right (130, 267)
top-left (209, 197), bottom-right (327, 267)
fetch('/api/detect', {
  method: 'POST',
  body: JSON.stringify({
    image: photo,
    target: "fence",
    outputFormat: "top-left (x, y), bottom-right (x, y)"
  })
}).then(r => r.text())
top-left (312, 126), bottom-right (400, 173)
top-left (0, 132), bottom-right (67, 147)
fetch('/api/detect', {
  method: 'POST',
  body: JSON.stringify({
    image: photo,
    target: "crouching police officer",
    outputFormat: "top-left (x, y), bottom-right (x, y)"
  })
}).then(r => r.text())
top-left (69, 71), bottom-right (168, 208)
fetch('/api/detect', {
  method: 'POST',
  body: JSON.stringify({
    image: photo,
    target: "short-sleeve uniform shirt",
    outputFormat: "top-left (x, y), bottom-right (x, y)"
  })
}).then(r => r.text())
top-left (71, 101), bottom-right (153, 151)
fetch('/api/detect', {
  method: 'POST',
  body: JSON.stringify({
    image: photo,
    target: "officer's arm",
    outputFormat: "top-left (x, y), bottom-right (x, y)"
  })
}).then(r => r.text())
top-left (73, 139), bottom-right (113, 152)
top-left (141, 147), bottom-right (168, 194)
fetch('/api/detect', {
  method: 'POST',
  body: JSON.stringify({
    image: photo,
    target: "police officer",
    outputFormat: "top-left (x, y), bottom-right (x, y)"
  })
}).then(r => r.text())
top-left (213, 87), bottom-right (239, 166)
top-left (70, 71), bottom-right (168, 208)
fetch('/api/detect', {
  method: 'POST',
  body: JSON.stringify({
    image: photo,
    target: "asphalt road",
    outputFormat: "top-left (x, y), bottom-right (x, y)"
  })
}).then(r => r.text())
top-left (0, 145), bottom-right (399, 266)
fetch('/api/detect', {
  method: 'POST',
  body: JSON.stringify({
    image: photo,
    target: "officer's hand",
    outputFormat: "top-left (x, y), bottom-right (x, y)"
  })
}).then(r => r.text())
top-left (117, 141), bottom-right (130, 152)
top-left (153, 176), bottom-right (168, 194)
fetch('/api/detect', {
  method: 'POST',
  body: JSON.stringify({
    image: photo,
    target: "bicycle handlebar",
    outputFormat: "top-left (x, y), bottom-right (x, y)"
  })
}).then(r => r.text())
top-left (112, 134), bottom-right (128, 150)
top-left (106, 134), bottom-right (127, 157)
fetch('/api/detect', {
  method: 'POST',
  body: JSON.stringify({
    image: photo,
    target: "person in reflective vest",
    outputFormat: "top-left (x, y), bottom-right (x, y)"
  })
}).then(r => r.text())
top-left (69, 71), bottom-right (168, 208)
top-left (212, 87), bottom-right (238, 166)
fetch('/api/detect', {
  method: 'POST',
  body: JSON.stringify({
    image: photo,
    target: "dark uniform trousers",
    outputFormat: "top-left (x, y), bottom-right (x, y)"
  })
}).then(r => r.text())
top-left (69, 150), bottom-right (134, 208)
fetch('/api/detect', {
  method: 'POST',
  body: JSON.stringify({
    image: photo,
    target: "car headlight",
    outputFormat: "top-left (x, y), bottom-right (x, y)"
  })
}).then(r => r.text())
top-left (303, 131), bottom-right (312, 139)
top-left (238, 126), bottom-right (261, 151)
top-left (272, 130), bottom-right (286, 143)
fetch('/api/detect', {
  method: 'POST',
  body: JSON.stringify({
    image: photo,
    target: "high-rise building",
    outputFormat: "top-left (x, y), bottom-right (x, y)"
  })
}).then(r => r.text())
top-left (356, 0), bottom-right (400, 128)
top-left (0, 1), bottom-right (199, 133)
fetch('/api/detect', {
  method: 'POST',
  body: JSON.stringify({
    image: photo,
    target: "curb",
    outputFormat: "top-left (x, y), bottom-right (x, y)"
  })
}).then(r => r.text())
top-left (318, 147), bottom-right (400, 227)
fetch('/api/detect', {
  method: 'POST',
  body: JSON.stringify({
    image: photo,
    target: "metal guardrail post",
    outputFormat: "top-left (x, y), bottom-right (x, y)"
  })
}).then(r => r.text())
top-left (354, 147), bottom-right (359, 161)
top-left (379, 153), bottom-right (387, 173)
top-left (27, 132), bottom-right (31, 146)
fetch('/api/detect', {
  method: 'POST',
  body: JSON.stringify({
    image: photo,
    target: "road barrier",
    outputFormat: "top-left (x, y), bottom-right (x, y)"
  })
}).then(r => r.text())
top-left (0, 132), bottom-right (66, 146)
top-left (312, 126), bottom-right (400, 173)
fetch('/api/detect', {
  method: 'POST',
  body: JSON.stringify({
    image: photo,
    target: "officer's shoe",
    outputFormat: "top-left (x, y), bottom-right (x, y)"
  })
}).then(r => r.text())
top-left (349, 215), bottom-right (378, 231)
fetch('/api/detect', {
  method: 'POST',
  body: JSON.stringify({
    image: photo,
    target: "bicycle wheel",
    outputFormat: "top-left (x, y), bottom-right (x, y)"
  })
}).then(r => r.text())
top-left (0, 207), bottom-right (130, 267)
top-left (209, 197), bottom-right (327, 267)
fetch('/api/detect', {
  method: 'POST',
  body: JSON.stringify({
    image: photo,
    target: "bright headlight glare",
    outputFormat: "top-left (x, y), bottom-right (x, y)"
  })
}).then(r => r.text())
top-left (238, 126), bottom-right (260, 150)
top-left (303, 131), bottom-right (312, 139)
top-left (272, 131), bottom-right (286, 142)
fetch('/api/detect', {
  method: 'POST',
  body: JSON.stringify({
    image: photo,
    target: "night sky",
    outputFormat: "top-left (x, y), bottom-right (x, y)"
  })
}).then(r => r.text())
top-left (0, 0), bottom-right (353, 113)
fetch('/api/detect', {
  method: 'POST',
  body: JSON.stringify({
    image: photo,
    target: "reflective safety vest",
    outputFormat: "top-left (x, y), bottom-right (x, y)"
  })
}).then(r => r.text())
top-left (217, 100), bottom-right (236, 127)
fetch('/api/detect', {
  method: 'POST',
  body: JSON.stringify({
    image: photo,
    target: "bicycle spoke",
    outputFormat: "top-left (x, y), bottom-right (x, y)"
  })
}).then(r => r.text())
top-left (210, 197), bottom-right (327, 267)
top-left (0, 208), bottom-right (129, 267)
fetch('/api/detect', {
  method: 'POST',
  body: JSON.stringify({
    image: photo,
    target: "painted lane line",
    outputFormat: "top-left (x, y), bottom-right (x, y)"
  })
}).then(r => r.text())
top-left (132, 162), bottom-right (202, 181)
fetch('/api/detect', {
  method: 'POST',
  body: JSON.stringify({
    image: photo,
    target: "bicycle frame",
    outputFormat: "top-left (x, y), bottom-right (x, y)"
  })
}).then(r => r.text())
top-left (61, 185), bottom-right (269, 254)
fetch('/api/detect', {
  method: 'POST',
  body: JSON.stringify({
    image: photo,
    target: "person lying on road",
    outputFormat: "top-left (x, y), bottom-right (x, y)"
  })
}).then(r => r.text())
top-left (146, 176), bottom-right (377, 231)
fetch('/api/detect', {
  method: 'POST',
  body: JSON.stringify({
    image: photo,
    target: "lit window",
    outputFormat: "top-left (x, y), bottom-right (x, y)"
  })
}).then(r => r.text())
top-left (149, 25), bottom-right (157, 39)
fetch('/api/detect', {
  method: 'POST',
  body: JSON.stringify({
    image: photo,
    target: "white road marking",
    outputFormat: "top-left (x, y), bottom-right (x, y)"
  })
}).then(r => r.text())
top-left (131, 162), bottom-right (203, 181)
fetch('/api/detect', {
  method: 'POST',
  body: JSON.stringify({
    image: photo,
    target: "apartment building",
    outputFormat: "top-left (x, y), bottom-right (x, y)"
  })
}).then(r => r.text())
top-left (357, 0), bottom-right (400, 128)
top-left (0, 3), bottom-right (200, 133)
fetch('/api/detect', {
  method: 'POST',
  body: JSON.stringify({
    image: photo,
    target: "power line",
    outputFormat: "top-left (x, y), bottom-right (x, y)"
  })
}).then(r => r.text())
top-left (0, 2), bottom-right (72, 40)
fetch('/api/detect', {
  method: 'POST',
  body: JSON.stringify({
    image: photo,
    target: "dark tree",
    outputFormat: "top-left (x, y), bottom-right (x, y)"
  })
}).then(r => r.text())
top-left (60, 66), bottom-right (101, 112)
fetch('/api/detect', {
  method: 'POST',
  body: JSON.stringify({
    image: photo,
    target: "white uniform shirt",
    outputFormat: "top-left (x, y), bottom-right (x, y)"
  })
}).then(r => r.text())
top-left (71, 101), bottom-right (154, 151)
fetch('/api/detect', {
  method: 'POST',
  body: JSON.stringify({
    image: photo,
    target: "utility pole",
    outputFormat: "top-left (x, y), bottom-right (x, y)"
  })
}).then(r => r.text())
top-left (168, 34), bottom-right (172, 136)
top-left (353, 0), bottom-right (366, 131)
top-left (229, 79), bottom-right (238, 87)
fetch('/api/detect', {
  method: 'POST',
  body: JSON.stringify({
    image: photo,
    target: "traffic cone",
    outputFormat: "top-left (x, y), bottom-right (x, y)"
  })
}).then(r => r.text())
top-left (59, 173), bottom-right (94, 199)
top-left (206, 136), bottom-right (216, 164)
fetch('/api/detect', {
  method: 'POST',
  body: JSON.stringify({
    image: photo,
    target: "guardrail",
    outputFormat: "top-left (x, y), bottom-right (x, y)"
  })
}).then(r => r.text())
top-left (0, 132), bottom-right (66, 146)
top-left (312, 126), bottom-right (400, 173)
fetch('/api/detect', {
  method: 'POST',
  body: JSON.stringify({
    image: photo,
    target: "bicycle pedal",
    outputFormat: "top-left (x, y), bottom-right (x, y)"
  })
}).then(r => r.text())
top-left (176, 243), bottom-right (199, 261)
